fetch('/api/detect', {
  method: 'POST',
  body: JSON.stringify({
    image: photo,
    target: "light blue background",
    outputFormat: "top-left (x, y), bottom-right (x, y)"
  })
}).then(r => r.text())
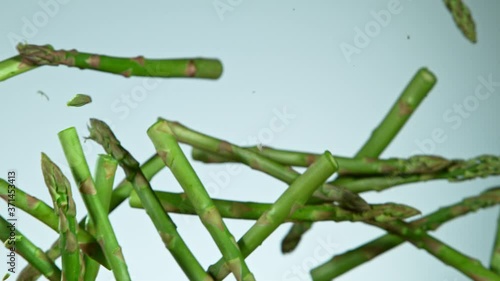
top-left (1, 1), bottom-right (499, 280)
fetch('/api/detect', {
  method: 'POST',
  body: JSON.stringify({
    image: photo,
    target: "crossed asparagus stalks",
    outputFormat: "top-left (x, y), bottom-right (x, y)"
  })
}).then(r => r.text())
top-left (1, 42), bottom-right (499, 280)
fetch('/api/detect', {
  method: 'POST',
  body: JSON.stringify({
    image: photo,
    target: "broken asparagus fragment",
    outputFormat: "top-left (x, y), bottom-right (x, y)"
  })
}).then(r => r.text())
top-left (17, 44), bottom-right (223, 79)
top-left (208, 151), bottom-right (338, 280)
top-left (310, 187), bottom-right (500, 280)
top-left (59, 127), bottom-right (131, 281)
top-left (67, 94), bottom-right (92, 107)
top-left (87, 118), bottom-right (212, 281)
top-left (41, 153), bottom-right (82, 281)
top-left (0, 55), bottom-right (38, 82)
top-left (491, 209), bottom-right (500, 274)
top-left (0, 216), bottom-right (61, 281)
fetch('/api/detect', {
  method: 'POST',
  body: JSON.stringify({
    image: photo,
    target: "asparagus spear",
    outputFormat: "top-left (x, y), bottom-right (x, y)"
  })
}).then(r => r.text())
top-left (208, 151), bottom-right (339, 280)
top-left (84, 155), bottom-right (118, 281)
top-left (368, 219), bottom-right (500, 280)
top-left (41, 153), bottom-right (83, 281)
top-left (129, 190), bottom-right (420, 222)
top-left (148, 120), bottom-right (255, 281)
top-left (491, 209), bottom-right (500, 274)
top-left (59, 127), bottom-right (131, 281)
top-left (444, 0), bottom-right (477, 43)
top-left (282, 67), bottom-right (437, 253)
top-left (310, 187), bottom-right (500, 280)
top-left (0, 216), bottom-right (61, 281)
top-left (151, 118), bottom-right (369, 211)
top-left (87, 118), bottom-right (212, 281)
top-left (17, 44), bottom-right (223, 79)
top-left (0, 179), bottom-right (109, 268)
top-left (192, 146), bottom-right (454, 176)
top-left (17, 155), bottom-right (164, 281)
top-left (0, 55), bottom-right (38, 82)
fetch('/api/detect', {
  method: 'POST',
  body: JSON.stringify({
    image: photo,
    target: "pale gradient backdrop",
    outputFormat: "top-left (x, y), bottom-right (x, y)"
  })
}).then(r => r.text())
top-left (1, 1), bottom-right (499, 280)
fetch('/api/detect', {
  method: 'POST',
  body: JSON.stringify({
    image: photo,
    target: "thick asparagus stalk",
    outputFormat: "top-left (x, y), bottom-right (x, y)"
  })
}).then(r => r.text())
top-left (129, 190), bottom-right (419, 222)
top-left (84, 155), bottom-right (118, 281)
top-left (283, 67), bottom-right (436, 253)
top-left (41, 153), bottom-right (83, 281)
top-left (17, 44), bottom-right (222, 79)
top-left (0, 55), bottom-right (38, 82)
top-left (368, 219), bottom-right (500, 280)
top-left (17, 154), bottom-right (164, 281)
top-left (310, 187), bottom-right (500, 280)
top-left (152, 119), bottom-right (369, 211)
top-left (148, 120), bottom-right (255, 281)
top-left (59, 127), bottom-right (131, 281)
top-left (208, 151), bottom-right (339, 280)
top-left (192, 146), bottom-right (454, 176)
top-left (444, 0), bottom-right (477, 43)
top-left (0, 216), bottom-right (61, 281)
top-left (87, 118), bottom-right (212, 281)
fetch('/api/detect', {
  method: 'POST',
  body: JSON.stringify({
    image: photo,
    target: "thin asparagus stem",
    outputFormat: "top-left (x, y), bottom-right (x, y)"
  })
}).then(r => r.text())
top-left (129, 190), bottom-right (420, 222)
top-left (192, 146), bottom-right (455, 176)
top-left (17, 154), bottom-right (164, 281)
top-left (310, 187), bottom-right (500, 280)
top-left (0, 55), bottom-right (38, 82)
top-left (444, 0), bottom-right (477, 43)
top-left (41, 153), bottom-right (82, 281)
top-left (87, 118), bottom-right (212, 281)
top-left (154, 119), bottom-right (369, 211)
top-left (355, 67), bottom-right (437, 157)
top-left (0, 215), bottom-right (62, 281)
top-left (148, 120), bottom-right (255, 281)
top-left (208, 151), bottom-right (339, 280)
top-left (0, 179), bottom-right (109, 268)
top-left (59, 127), bottom-right (131, 281)
top-left (17, 44), bottom-right (223, 79)
top-left (491, 208), bottom-right (500, 274)
top-left (84, 155), bottom-right (118, 281)
top-left (17, 239), bottom-right (60, 281)
top-left (368, 219), bottom-right (500, 281)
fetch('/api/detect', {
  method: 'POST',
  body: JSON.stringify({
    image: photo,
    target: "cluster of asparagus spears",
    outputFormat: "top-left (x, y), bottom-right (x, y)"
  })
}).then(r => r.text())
top-left (1, 39), bottom-right (499, 281)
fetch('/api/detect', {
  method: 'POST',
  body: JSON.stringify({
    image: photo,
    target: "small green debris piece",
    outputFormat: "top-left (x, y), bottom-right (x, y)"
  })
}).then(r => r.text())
top-left (67, 94), bottom-right (92, 107)
top-left (37, 90), bottom-right (49, 101)
top-left (2, 273), bottom-right (10, 281)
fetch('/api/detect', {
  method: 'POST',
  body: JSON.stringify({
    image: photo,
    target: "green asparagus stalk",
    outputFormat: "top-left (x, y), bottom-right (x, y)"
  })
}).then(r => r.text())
top-left (0, 216), bottom-right (62, 281)
top-left (87, 118), bottom-right (212, 281)
top-left (491, 209), bottom-right (500, 274)
top-left (0, 55), bottom-right (38, 82)
top-left (310, 187), bottom-right (500, 280)
top-left (41, 153), bottom-right (83, 281)
top-left (148, 120), bottom-right (255, 281)
top-left (368, 219), bottom-right (500, 280)
top-left (129, 190), bottom-right (420, 222)
top-left (0, 179), bottom-right (109, 268)
top-left (444, 0), bottom-right (477, 43)
top-left (17, 44), bottom-right (223, 79)
top-left (153, 119), bottom-right (369, 211)
top-left (17, 154), bottom-right (164, 281)
top-left (59, 127), bottom-right (131, 281)
top-left (192, 146), bottom-right (454, 176)
top-left (84, 155), bottom-right (118, 281)
top-left (208, 151), bottom-right (339, 280)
